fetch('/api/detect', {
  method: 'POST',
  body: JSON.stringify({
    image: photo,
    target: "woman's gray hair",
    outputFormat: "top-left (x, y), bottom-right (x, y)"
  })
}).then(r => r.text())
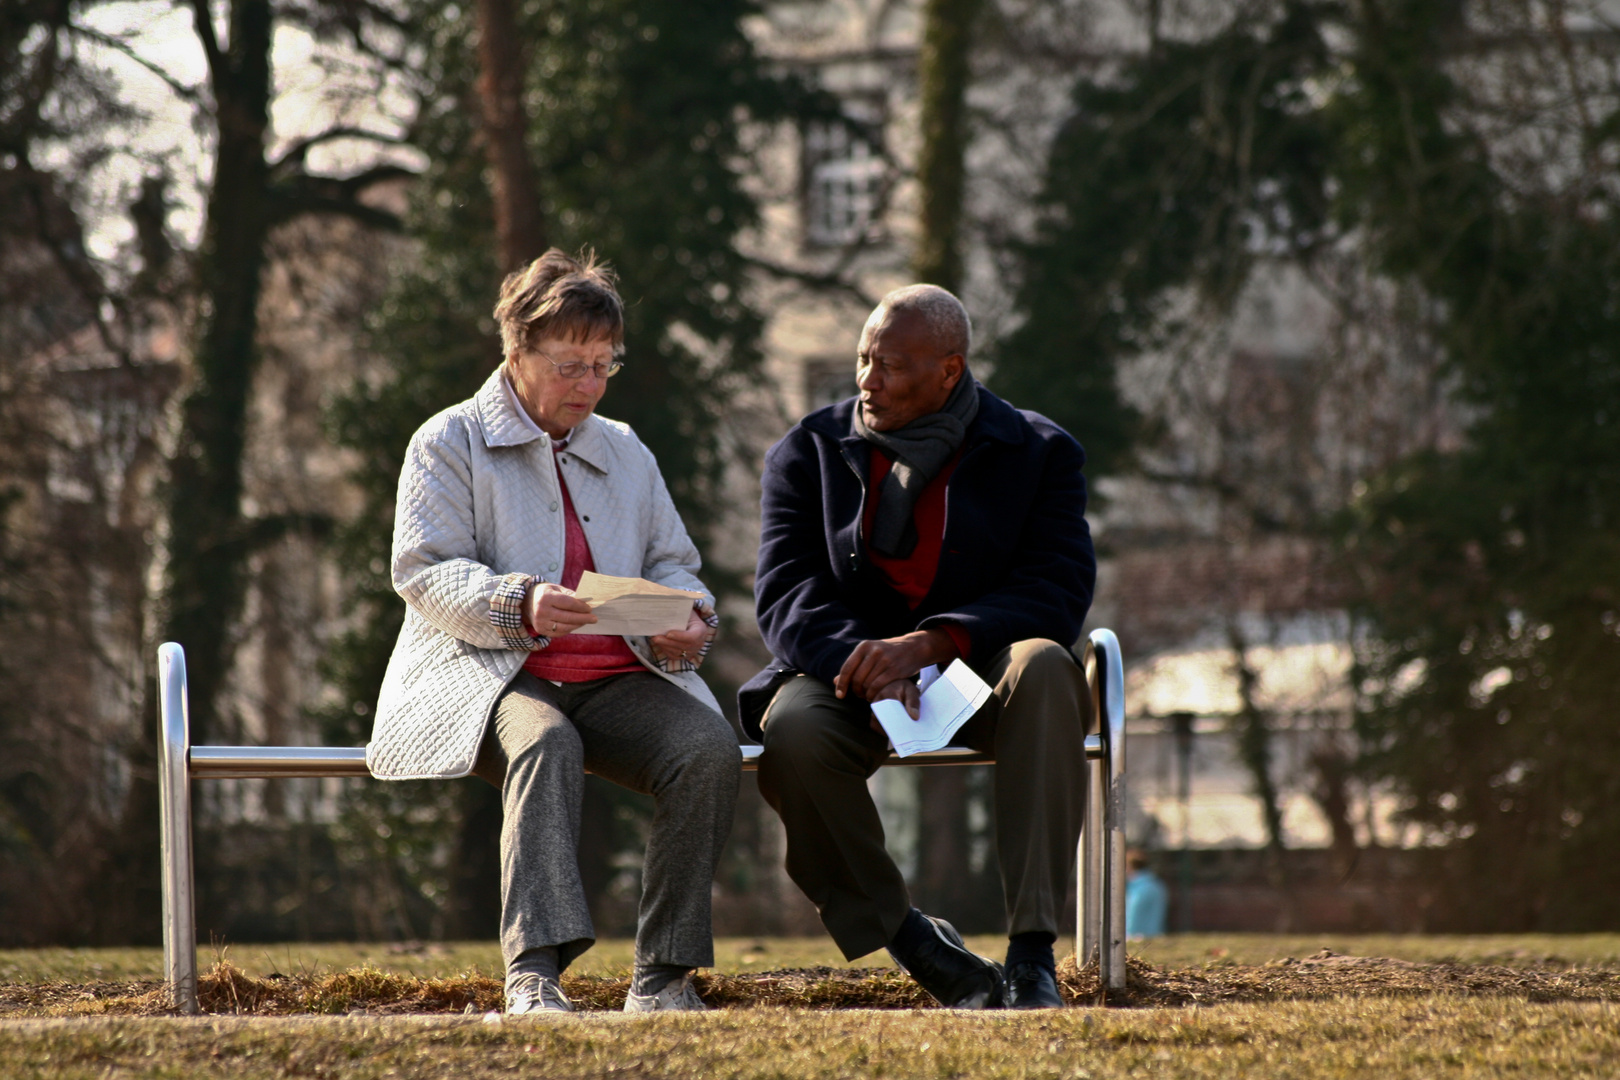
top-left (494, 247), bottom-right (625, 358)
top-left (873, 283), bottom-right (973, 358)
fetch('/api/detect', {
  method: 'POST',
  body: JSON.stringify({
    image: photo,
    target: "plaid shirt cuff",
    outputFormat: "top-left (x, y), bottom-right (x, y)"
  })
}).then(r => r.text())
top-left (490, 572), bottom-right (549, 651)
top-left (650, 601), bottom-right (719, 674)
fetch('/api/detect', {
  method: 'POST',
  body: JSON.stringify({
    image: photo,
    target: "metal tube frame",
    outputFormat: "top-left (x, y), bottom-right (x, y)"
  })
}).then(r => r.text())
top-left (158, 632), bottom-right (1126, 1012)
top-left (157, 642), bottom-right (197, 1014)
top-left (1079, 628), bottom-right (1127, 995)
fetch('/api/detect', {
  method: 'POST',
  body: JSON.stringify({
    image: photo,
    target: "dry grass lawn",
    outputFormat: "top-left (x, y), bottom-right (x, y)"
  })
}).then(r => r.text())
top-left (4, 1000), bottom-right (1619, 1078)
top-left (2, 936), bottom-right (1618, 1077)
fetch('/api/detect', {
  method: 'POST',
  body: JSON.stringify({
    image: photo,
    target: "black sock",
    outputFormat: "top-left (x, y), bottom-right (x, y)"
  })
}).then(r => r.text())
top-left (1005, 931), bottom-right (1056, 972)
top-left (632, 963), bottom-right (692, 997)
top-left (887, 907), bottom-right (935, 967)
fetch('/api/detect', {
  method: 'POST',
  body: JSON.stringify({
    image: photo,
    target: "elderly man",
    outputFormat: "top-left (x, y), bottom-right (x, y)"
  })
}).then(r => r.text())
top-left (740, 284), bottom-right (1095, 1010)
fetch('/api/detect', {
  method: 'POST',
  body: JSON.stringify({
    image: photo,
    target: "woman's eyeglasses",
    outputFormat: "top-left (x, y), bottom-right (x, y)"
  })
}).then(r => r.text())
top-left (535, 350), bottom-right (624, 380)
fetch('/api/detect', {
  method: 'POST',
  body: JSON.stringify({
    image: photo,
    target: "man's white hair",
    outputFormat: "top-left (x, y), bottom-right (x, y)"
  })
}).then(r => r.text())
top-left (868, 283), bottom-right (973, 358)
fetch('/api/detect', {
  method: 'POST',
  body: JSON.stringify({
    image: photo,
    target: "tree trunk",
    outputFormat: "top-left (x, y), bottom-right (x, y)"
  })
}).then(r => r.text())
top-left (94, 0), bottom-right (276, 944)
top-left (475, 0), bottom-right (547, 272)
top-left (1227, 622), bottom-right (1294, 929)
top-left (448, 782), bottom-right (504, 938)
top-left (1309, 743), bottom-right (1361, 879)
top-left (913, 768), bottom-right (971, 916)
top-left (912, 0), bottom-right (990, 926)
top-left (455, 0), bottom-right (554, 937)
top-left (161, 0), bottom-right (275, 746)
top-left (912, 0), bottom-right (982, 290)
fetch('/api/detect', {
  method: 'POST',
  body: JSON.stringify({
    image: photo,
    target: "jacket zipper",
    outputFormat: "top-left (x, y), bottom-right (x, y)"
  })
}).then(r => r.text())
top-left (839, 443), bottom-right (869, 575)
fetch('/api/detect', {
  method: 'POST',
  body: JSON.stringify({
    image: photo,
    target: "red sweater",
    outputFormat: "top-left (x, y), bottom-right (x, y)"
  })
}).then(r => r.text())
top-left (524, 450), bottom-right (645, 682)
top-left (863, 448), bottom-right (972, 660)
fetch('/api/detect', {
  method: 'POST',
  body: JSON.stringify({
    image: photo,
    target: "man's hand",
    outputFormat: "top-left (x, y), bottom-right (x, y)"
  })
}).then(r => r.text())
top-left (868, 678), bottom-right (922, 729)
top-left (651, 607), bottom-right (715, 667)
top-left (523, 582), bottom-right (598, 637)
top-left (835, 628), bottom-right (960, 703)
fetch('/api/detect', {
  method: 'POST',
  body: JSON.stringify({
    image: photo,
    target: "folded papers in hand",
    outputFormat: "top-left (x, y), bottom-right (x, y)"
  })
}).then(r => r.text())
top-left (568, 571), bottom-right (701, 636)
top-left (870, 659), bottom-right (993, 757)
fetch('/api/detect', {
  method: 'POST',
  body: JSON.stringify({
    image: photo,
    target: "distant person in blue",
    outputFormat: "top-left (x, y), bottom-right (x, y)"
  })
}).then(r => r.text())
top-left (1125, 849), bottom-right (1169, 938)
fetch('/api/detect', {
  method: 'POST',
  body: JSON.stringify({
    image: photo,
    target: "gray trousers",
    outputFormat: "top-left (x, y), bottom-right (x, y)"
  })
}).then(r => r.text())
top-left (472, 671), bottom-right (740, 971)
top-left (756, 639), bottom-right (1091, 960)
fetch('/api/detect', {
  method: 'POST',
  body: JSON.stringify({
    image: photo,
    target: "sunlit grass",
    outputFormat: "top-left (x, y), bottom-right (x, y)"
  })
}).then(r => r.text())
top-left (9, 932), bottom-right (1619, 985)
top-left (1129, 933), bottom-right (1620, 969)
top-left (4, 998), bottom-right (1619, 1079)
top-left (6, 935), bottom-right (1620, 1077)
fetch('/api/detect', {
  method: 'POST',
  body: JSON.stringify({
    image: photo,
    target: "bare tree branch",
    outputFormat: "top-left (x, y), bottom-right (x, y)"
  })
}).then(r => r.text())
top-left (67, 23), bottom-right (202, 103)
top-left (270, 126), bottom-right (408, 172)
top-left (266, 162), bottom-right (415, 229)
top-left (279, 0), bottom-right (413, 37)
top-left (188, 0), bottom-right (224, 79)
top-left (739, 253), bottom-right (878, 308)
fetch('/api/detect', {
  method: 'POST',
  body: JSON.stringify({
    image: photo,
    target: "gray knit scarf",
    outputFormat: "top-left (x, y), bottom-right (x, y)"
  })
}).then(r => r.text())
top-left (852, 370), bottom-right (980, 558)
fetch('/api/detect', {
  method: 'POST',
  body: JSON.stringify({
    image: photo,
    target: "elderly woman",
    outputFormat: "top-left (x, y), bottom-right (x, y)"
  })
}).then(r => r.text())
top-left (366, 248), bottom-right (739, 1014)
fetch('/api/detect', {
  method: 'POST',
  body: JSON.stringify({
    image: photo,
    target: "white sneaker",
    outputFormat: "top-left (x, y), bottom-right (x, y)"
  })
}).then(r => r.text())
top-left (622, 973), bottom-right (707, 1013)
top-left (506, 972), bottom-right (573, 1014)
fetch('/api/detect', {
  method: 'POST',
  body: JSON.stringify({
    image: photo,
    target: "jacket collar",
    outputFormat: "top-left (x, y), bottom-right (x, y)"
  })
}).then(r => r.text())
top-left (804, 385), bottom-right (1025, 448)
top-left (473, 367), bottom-right (611, 472)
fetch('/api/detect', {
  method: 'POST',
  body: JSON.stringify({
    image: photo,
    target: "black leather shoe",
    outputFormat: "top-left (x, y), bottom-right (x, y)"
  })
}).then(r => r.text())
top-left (1003, 961), bottom-right (1064, 1009)
top-left (888, 914), bottom-right (1004, 1009)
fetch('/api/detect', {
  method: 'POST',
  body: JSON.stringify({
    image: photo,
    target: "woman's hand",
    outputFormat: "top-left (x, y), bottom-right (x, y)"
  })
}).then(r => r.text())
top-left (524, 582), bottom-right (598, 638)
top-left (651, 607), bottom-right (715, 667)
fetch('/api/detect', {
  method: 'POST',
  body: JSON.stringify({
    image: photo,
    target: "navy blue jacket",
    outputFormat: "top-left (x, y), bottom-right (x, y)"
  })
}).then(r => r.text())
top-left (738, 386), bottom-right (1096, 739)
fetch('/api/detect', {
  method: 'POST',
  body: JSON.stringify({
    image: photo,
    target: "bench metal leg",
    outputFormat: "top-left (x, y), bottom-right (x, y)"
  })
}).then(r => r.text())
top-left (1081, 753), bottom-right (1103, 968)
top-left (1080, 629), bottom-right (1127, 997)
top-left (1103, 630), bottom-right (1127, 993)
top-left (158, 643), bottom-right (199, 1014)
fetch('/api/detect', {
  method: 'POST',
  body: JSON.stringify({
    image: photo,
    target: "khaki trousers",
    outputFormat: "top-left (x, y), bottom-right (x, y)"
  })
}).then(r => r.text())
top-left (756, 639), bottom-right (1092, 960)
top-left (472, 671), bottom-right (740, 972)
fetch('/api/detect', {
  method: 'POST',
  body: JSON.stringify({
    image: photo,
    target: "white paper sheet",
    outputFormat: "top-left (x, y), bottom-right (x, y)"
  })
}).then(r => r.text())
top-left (567, 571), bottom-right (701, 636)
top-left (869, 659), bottom-right (993, 757)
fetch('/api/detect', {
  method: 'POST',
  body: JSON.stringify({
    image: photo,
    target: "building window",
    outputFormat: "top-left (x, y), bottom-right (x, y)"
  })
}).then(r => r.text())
top-left (803, 109), bottom-right (885, 247)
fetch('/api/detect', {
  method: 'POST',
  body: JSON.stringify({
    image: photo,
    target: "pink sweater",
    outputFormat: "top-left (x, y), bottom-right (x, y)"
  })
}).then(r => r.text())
top-left (523, 448), bottom-right (645, 682)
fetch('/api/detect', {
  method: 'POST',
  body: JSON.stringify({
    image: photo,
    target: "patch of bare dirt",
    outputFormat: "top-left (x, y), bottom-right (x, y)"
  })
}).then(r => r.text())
top-left (3, 950), bottom-right (1617, 1016)
top-left (0, 980), bottom-right (168, 1015)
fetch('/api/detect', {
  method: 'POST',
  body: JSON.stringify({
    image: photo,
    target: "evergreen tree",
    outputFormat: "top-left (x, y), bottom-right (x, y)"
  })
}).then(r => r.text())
top-left (1004, 0), bottom-right (1620, 928)
top-left (991, 2), bottom-right (1333, 481)
top-left (1336, 0), bottom-right (1620, 930)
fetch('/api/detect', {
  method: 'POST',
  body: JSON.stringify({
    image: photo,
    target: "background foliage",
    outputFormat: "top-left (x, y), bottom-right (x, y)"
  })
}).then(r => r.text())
top-left (1004, 0), bottom-right (1620, 929)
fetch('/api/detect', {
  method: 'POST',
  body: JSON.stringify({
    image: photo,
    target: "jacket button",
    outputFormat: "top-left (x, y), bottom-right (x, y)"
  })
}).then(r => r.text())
top-left (848, 552), bottom-right (860, 571)
top-left (550, 501), bottom-right (559, 512)
top-left (548, 561), bottom-right (559, 572)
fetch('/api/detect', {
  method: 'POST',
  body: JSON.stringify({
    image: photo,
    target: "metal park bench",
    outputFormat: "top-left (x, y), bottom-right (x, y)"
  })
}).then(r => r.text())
top-left (157, 629), bottom-right (1127, 1013)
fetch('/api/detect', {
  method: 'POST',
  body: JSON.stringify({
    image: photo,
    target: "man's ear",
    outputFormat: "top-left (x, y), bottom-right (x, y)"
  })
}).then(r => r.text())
top-left (940, 353), bottom-right (966, 391)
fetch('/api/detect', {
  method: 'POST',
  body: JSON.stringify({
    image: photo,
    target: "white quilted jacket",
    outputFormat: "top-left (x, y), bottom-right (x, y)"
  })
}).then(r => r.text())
top-left (366, 368), bottom-right (722, 780)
